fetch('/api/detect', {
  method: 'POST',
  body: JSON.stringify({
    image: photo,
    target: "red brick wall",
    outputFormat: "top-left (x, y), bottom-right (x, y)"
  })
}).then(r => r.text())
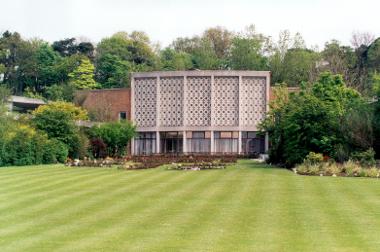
top-left (76, 88), bottom-right (131, 122)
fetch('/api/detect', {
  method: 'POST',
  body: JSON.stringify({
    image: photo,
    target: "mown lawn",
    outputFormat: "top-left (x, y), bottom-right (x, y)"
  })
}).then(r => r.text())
top-left (0, 160), bottom-right (380, 252)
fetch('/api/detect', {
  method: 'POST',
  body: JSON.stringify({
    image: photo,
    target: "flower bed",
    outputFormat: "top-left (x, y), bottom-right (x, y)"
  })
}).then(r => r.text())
top-left (65, 157), bottom-right (124, 167)
top-left (168, 160), bottom-right (226, 170)
top-left (294, 160), bottom-right (380, 178)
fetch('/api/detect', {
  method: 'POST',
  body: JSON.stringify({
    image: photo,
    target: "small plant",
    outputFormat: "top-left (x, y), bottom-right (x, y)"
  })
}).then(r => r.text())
top-left (364, 167), bottom-right (380, 178)
top-left (308, 164), bottom-right (321, 175)
top-left (350, 148), bottom-right (376, 167)
top-left (304, 152), bottom-right (324, 165)
top-left (323, 163), bottom-right (342, 176)
top-left (343, 160), bottom-right (361, 177)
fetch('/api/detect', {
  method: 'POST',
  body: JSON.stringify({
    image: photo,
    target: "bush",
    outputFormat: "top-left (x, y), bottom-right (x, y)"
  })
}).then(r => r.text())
top-left (295, 163), bottom-right (321, 175)
top-left (0, 122), bottom-right (68, 166)
top-left (45, 139), bottom-right (69, 163)
top-left (343, 160), bottom-right (361, 176)
top-left (90, 121), bottom-right (135, 157)
top-left (32, 102), bottom-right (88, 158)
top-left (323, 163), bottom-right (342, 176)
top-left (350, 148), bottom-right (376, 167)
top-left (90, 138), bottom-right (107, 158)
top-left (364, 167), bottom-right (380, 178)
top-left (304, 152), bottom-right (324, 165)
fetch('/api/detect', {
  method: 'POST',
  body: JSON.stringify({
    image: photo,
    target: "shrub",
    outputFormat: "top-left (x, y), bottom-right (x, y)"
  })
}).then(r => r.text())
top-left (45, 139), bottom-right (69, 163)
top-left (322, 163), bottom-right (342, 176)
top-left (32, 102), bottom-right (88, 158)
top-left (90, 138), bottom-right (107, 158)
top-left (295, 163), bottom-right (320, 175)
top-left (90, 121), bottom-right (135, 157)
top-left (350, 148), bottom-right (376, 167)
top-left (0, 122), bottom-right (68, 166)
top-left (304, 152), bottom-right (324, 165)
top-left (364, 167), bottom-right (380, 178)
top-left (343, 160), bottom-right (361, 176)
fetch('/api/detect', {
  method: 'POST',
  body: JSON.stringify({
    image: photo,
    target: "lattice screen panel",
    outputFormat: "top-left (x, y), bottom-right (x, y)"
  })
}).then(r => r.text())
top-left (240, 77), bottom-right (266, 126)
top-left (213, 76), bottom-right (239, 126)
top-left (185, 77), bottom-right (211, 126)
top-left (134, 77), bottom-right (157, 127)
top-left (159, 77), bottom-right (184, 127)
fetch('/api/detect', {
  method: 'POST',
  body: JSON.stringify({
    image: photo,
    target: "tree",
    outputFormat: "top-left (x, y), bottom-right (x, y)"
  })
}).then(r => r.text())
top-left (281, 48), bottom-right (320, 86)
top-left (262, 72), bottom-right (370, 166)
top-left (52, 38), bottom-right (95, 59)
top-left (68, 58), bottom-right (98, 89)
top-left (367, 38), bottom-right (380, 71)
top-left (229, 36), bottom-right (267, 70)
top-left (95, 31), bottom-right (158, 87)
top-left (203, 26), bottom-right (233, 59)
top-left (95, 54), bottom-right (131, 88)
top-left (228, 26), bottom-right (268, 70)
top-left (32, 102), bottom-right (88, 158)
top-left (320, 40), bottom-right (357, 88)
top-left (90, 121), bottom-right (136, 157)
top-left (160, 48), bottom-right (193, 70)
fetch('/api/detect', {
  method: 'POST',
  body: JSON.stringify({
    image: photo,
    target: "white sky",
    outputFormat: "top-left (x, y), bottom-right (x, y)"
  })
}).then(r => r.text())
top-left (1, 0), bottom-right (379, 49)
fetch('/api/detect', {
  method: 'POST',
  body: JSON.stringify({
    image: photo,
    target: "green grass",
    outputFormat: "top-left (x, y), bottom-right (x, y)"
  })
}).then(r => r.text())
top-left (1, 160), bottom-right (380, 252)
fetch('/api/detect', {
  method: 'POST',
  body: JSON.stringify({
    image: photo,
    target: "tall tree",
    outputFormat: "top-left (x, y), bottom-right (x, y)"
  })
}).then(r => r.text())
top-left (68, 58), bottom-right (98, 89)
top-left (95, 31), bottom-right (158, 88)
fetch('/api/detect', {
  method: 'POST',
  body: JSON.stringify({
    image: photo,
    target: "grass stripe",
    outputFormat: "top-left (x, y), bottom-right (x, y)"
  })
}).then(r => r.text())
top-left (118, 168), bottom-right (241, 251)
top-left (53, 169), bottom-right (223, 252)
top-left (0, 168), bottom-right (182, 251)
top-left (0, 168), bottom-right (164, 241)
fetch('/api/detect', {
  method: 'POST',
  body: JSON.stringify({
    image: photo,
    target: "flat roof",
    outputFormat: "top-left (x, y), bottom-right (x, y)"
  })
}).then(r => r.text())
top-left (132, 70), bottom-right (271, 78)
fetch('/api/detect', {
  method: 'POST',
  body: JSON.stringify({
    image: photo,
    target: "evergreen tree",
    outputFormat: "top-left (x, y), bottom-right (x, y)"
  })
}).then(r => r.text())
top-left (68, 58), bottom-right (98, 89)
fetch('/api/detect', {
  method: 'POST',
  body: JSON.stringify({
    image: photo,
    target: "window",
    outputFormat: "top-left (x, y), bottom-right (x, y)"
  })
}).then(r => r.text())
top-left (119, 111), bottom-right (127, 120)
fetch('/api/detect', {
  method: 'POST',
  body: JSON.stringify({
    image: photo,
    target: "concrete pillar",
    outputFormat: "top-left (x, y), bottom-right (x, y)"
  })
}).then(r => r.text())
top-left (131, 137), bottom-right (135, 155)
top-left (265, 132), bottom-right (269, 153)
top-left (210, 130), bottom-right (215, 154)
top-left (210, 75), bottom-right (214, 126)
top-left (238, 131), bottom-right (242, 154)
top-left (156, 131), bottom-right (160, 154)
top-left (183, 131), bottom-right (187, 154)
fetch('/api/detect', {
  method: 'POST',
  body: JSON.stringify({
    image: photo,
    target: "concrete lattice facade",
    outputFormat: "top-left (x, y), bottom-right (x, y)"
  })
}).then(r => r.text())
top-left (131, 70), bottom-right (270, 155)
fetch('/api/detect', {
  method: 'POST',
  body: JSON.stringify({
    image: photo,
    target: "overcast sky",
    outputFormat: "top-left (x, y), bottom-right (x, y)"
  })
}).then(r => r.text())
top-left (1, 0), bottom-right (379, 49)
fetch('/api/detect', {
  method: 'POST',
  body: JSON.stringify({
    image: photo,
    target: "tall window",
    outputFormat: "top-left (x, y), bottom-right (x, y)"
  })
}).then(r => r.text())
top-left (186, 131), bottom-right (211, 153)
top-left (134, 132), bottom-right (156, 155)
top-left (214, 131), bottom-right (238, 153)
top-left (241, 132), bottom-right (265, 155)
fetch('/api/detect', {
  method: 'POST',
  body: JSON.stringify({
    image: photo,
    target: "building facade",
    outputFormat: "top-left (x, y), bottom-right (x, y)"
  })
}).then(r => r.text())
top-left (131, 70), bottom-right (270, 155)
top-left (76, 88), bottom-right (131, 122)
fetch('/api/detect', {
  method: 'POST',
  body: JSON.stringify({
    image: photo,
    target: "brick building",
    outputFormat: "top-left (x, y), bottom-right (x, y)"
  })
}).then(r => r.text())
top-left (76, 88), bottom-right (131, 122)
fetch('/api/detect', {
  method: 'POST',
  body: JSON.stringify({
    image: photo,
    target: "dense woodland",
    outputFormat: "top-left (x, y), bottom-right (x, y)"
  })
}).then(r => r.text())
top-left (1, 25), bottom-right (380, 100)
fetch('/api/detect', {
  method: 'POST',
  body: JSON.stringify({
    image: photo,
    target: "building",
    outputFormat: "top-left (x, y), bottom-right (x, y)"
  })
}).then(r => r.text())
top-left (131, 70), bottom-right (270, 155)
top-left (7, 96), bottom-right (45, 113)
top-left (76, 88), bottom-right (131, 121)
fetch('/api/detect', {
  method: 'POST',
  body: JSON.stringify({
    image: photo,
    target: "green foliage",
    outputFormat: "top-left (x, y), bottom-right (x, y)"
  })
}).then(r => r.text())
top-left (0, 85), bottom-right (10, 104)
top-left (90, 121), bottom-right (136, 157)
top-left (68, 58), bottom-right (98, 89)
top-left (228, 35), bottom-right (267, 70)
top-left (0, 117), bottom-right (68, 166)
top-left (160, 48), bottom-right (193, 70)
top-left (304, 152), bottom-right (324, 165)
top-left (262, 72), bottom-right (371, 167)
top-left (45, 83), bottom-right (76, 101)
top-left (95, 31), bottom-right (158, 87)
top-left (95, 53), bottom-right (131, 88)
top-left (32, 102), bottom-right (88, 158)
top-left (350, 148), bottom-right (376, 167)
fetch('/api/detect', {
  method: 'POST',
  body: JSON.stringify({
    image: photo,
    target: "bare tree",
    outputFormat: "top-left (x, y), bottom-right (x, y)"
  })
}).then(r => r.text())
top-left (351, 31), bottom-right (375, 48)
